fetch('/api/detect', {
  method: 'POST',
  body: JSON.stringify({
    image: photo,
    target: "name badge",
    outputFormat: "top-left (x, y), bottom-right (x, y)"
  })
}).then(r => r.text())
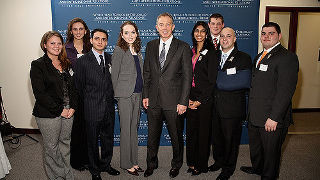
top-left (259, 64), bottom-right (268, 71)
top-left (227, 67), bottom-right (236, 75)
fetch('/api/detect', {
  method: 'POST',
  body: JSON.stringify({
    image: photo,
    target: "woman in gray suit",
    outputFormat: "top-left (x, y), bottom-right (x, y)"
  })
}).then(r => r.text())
top-left (111, 21), bottom-right (143, 176)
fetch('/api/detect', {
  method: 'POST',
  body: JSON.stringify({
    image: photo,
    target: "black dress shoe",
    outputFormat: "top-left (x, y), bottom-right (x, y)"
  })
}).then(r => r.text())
top-left (135, 167), bottom-right (144, 172)
top-left (104, 166), bottom-right (120, 176)
top-left (208, 163), bottom-right (221, 172)
top-left (240, 166), bottom-right (261, 175)
top-left (127, 169), bottom-right (139, 176)
top-left (91, 174), bottom-right (102, 180)
top-left (216, 173), bottom-right (230, 180)
top-left (144, 168), bottom-right (154, 177)
top-left (187, 168), bottom-right (194, 173)
top-left (191, 169), bottom-right (201, 176)
top-left (169, 168), bottom-right (179, 178)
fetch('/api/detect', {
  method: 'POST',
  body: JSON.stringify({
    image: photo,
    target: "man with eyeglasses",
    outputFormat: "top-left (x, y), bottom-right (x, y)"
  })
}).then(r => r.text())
top-left (74, 29), bottom-right (120, 180)
top-left (209, 27), bottom-right (252, 180)
top-left (240, 22), bottom-right (299, 180)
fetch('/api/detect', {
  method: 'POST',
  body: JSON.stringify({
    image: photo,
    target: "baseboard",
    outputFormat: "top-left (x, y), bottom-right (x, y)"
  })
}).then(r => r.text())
top-left (13, 128), bottom-right (40, 134)
top-left (293, 108), bottom-right (320, 113)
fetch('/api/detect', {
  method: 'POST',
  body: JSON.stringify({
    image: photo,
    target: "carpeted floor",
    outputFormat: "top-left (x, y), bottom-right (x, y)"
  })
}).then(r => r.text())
top-left (2, 133), bottom-right (320, 180)
top-left (2, 112), bottom-right (320, 180)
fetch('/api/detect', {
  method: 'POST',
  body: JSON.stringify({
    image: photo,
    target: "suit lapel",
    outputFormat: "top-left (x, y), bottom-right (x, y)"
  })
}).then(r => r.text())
top-left (153, 39), bottom-right (161, 71)
top-left (44, 55), bottom-right (63, 97)
top-left (258, 44), bottom-right (282, 66)
top-left (162, 37), bottom-right (178, 72)
top-left (88, 51), bottom-right (105, 77)
top-left (222, 48), bottom-right (237, 71)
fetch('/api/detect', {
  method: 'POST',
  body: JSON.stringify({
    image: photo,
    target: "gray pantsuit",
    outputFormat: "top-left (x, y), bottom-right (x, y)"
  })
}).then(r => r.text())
top-left (118, 93), bottom-right (141, 169)
top-left (36, 116), bottom-right (74, 180)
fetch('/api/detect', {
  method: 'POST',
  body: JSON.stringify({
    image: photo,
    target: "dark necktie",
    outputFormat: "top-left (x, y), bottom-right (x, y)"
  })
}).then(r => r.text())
top-left (159, 43), bottom-right (166, 70)
top-left (99, 55), bottom-right (105, 73)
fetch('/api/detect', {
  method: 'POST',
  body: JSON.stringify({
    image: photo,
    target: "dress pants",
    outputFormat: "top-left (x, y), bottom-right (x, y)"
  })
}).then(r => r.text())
top-left (117, 93), bottom-right (141, 169)
top-left (248, 122), bottom-right (288, 180)
top-left (70, 98), bottom-right (88, 170)
top-left (36, 116), bottom-right (74, 180)
top-left (212, 114), bottom-right (243, 176)
top-left (186, 99), bottom-right (212, 171)
top-left (146, 106), bottom-right (184, 169)
top-left (86, 104), bottom-right (115, 175)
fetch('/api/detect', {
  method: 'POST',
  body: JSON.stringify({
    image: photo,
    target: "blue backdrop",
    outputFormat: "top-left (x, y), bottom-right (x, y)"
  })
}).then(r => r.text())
top-left (51, 0), bottom-right (260, 146)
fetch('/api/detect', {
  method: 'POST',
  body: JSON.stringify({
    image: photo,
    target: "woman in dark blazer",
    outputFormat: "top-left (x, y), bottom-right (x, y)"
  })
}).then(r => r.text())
top-left (30, 31), bottom-right (77, 180)
top-left (186, 21), bottom-right (219, 175)
top-left (65, 17), bottom-right (91, 171)
top-left (111, 21), bottom-right (144, 176)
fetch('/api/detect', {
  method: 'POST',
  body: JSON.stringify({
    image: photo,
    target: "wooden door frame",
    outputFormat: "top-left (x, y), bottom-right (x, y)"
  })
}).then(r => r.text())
top-left (265, 7), bottom-right (320, 53)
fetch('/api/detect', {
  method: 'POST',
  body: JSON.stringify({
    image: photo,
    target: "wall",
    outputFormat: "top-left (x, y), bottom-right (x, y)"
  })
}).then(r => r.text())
top-left (0, 0), bottom-right (319, 128)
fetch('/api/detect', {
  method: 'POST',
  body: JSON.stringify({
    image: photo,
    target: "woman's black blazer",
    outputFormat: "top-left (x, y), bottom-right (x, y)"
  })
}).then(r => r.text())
top-left (30, 54), bottom-right (77, 118)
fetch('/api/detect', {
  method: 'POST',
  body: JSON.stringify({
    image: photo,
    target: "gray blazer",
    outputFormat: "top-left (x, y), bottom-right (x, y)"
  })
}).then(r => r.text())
top-left (111, 46), bottom-right (143, 98)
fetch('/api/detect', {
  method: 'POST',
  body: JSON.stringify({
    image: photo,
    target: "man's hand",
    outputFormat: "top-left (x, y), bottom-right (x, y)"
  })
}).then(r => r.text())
top-left (67, 108), bottom-right (75, 119)
top-left (265, 118), bottom-right (278, 132)
top-left (177, 104), bottom-right (187, 115)
top-left (143, 98), bottom-right (149, 109)
top-left (189, 101), bottom-right (201, 110)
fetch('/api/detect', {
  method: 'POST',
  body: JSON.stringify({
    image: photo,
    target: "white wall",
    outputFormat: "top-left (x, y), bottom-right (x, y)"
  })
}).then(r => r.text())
top-left (0, 0), bottom-right (319, 128)
top-left (0, 0), bottom-right (52, 128)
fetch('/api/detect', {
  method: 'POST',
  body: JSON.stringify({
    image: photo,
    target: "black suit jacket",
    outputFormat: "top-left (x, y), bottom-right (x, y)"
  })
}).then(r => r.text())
top-left (190, 47), bottom-right (219, 104)
top-left (143, 37), bottom-right (192, 110)
top-left (248, 44), bottom-right (299, 128)
top-left (215, 48), bottom-right (252, 119)
top-left (30, 54), bottom-right (77, 118)
top-left (74, 50), bottom-right (114, 122)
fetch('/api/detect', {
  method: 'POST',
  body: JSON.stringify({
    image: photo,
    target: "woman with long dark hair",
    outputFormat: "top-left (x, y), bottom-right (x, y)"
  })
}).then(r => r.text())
top-left (186, 21), bottom-right (219, 175)
top-left (65, 17), bottom-right (91, 171)
top-left (30, 31), bottom-right (77, 180)
top-left (111, 21), bottom-right (144, 176)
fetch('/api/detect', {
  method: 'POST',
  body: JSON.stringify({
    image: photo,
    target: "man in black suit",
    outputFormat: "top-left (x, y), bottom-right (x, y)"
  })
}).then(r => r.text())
top-left (208, 13), bottom-right (224, 50)
top-left (208, 27), bottom-right (252, 180)
top-left (240, 22), bottom-right (299, 180)
top-left (74, 29), bottom-right (120, 180)
top-left (142, 12), bottom-right (192, 178)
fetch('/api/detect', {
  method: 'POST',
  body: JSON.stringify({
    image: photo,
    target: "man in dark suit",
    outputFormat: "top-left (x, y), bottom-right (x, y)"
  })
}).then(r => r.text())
top-left (74, 29), bottom-right (120, 180)
top-left (208, 13), bottom-right (224, 50)
top-left (142, 12), bottom-right (192, 178)
top-left (208, 27), bottom-right (252, 180)
top-left (240, 22), bottom-right (299, 180)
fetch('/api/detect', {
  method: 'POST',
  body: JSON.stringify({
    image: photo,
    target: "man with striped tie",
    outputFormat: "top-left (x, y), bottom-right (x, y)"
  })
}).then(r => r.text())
top-left (208, 13), bottom-right (224, 50)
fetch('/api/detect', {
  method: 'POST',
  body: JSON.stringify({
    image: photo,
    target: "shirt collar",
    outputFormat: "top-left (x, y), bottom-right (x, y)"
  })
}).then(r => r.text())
top-left (160, 35), bottom-right (173, 47)
top-left (91, 47), bottom-right (105, 64)
top-left (221, 47), bottom-right (234, 58)
top-left (264, 42), bottom-right (280, 53)
top-left (211, 34), bottom-right (220, 42)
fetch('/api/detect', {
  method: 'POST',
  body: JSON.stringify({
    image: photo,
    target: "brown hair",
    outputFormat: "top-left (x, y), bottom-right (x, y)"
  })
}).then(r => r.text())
top-left (66, 17), bottom-right (91, 53)
top-left (40, 31), bottom-right (71, 70)
top-left (116, 21), bottom-right (141, 53)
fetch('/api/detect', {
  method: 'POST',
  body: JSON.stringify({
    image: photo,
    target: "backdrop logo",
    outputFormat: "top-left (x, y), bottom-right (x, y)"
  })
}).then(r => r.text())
top-left (93, 13), bottom-right (148, 23)
top-left (58, 0), bottom-right (111, 8)
top-left (235, 29), bottom-right (253, 40)
top-left (202, 0), bottom-right (255, 8)
top-left (130, 0), bottom-right (182, 7)
top-left (173, 13), bottom-right (210, 23)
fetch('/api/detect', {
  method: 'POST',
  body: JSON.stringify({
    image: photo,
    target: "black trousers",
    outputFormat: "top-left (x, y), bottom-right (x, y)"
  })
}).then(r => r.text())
top-left (212, 113), bottom-right (243, 176)
top-left (146, 106), bottom-right (184, 169)
top-left (70, 98), bottom-right (89, 170)
top-left (248, 122), bottom-right (288, 180)
top-left (186, 100), bottom-right (212, 171)
top-left (86, 105), bottom-right (115, 175)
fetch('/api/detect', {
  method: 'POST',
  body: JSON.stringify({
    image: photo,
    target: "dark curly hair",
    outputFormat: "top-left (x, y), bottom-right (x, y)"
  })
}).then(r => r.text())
top-left (116, 21), bottom-right (141, 53)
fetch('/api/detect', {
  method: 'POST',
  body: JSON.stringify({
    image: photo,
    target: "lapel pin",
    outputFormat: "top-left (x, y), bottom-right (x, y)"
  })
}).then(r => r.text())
top-left (228, 56), bottom-right (234, 62)
top-left (267, 54), bottom-right (271, 59)
top-left (198, 56), bottom-right (203, 61)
